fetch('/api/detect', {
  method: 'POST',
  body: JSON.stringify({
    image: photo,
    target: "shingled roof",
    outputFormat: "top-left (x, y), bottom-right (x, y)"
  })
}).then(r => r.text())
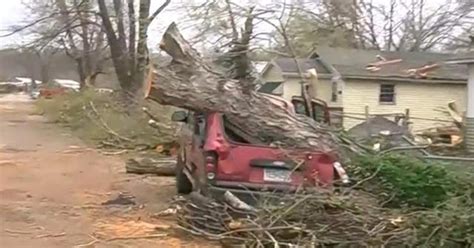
top-left (273, 58), bottom-right (331, 74)
top-left (311, 47), bottom-right (468, 82)
top-left (446, 51), bottom-right (474, 64)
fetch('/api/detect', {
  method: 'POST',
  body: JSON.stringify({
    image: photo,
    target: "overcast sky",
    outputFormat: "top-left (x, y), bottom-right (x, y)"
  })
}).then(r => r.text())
top-left (0, 0), bottom-right (458, 50)
top-left (0, 1), bottom-right (25, 46)
top-left (0, 0), bottom-right (181, 49)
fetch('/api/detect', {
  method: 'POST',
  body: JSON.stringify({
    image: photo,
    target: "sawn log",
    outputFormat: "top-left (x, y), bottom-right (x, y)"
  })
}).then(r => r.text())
top-left (148, 23), bottom-right (340, 154)
top-left (126, 157), bottom-right (175, 176)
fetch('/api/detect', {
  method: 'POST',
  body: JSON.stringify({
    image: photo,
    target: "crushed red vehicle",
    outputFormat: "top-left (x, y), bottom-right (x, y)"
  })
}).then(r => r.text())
top-left (39, 87), bottom-right (67, 98)
top-left (172, 95), bottom-right (347, 195)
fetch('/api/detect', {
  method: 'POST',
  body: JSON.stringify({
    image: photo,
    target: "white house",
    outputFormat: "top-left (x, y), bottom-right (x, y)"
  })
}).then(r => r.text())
top-left (53, 79), bottom-right (80, 91)
top-left (259, 47), bottom-right (468, 131)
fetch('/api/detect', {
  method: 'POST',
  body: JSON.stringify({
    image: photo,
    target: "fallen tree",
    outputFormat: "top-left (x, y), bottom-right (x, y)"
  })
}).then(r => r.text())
top-left (147, 23), bottom-right (339, 153)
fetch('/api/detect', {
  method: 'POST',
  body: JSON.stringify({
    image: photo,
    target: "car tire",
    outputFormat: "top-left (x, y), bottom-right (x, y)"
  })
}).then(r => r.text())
top-left (176, 153), bottom-right (192, 194)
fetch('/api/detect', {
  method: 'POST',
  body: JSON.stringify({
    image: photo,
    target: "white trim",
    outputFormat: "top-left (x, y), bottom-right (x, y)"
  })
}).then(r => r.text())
top-left (467, 64), bottom-right (474, 118)
top-left (260, 60), bottom-right (278, 77)
top-left (445, 59), bottom-right (474, 64)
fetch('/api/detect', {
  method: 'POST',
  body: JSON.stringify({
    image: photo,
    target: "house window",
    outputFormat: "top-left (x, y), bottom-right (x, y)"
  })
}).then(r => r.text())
top-left (331, 81), bottom-right (338, 102)
top-left (379, 84), bottom-right (395, 104)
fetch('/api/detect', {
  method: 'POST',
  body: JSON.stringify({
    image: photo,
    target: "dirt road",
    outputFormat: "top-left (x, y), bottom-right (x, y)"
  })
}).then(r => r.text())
top-left (0, 93), bottom-right (208, 247)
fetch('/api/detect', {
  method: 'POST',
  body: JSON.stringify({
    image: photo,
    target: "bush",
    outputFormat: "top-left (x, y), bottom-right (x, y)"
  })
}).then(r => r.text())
top-left (351, 154), bottom-right (472, 208)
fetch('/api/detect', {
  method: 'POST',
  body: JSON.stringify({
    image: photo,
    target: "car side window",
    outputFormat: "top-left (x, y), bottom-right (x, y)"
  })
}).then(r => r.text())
top-left (193, 112), bottom-right (206, 146)
top-left (194, 112), bottom-right (206, 137)
top-left (186, 111), bottom-right (194, 129)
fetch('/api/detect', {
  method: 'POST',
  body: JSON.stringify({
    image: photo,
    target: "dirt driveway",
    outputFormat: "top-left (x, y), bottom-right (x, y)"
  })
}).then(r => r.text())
top-left (0, 93), bottom-right (210, 247)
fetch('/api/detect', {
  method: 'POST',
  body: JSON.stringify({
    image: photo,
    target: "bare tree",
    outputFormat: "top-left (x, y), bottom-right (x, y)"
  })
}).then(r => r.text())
top-left (97, 0), bottom-right (171, 99)
top-left (16, 45), bottom-right (58, 85)
top-left (55, 0), bottom-right (108, 87)
top-left (277, 0), bottom-right (472, 52)
top-left (3, 0), bottom-right (109, 88)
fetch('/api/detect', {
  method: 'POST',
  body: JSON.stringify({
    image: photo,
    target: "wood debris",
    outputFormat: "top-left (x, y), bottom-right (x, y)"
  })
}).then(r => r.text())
top-left (406, 63), bottom-right (439, 78)
top-left (174, 191), bottom-right (411, 247)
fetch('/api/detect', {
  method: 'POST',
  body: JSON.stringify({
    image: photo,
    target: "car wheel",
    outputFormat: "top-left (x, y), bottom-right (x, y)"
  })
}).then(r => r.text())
top-left (176, 152), bottom-right (192, 194)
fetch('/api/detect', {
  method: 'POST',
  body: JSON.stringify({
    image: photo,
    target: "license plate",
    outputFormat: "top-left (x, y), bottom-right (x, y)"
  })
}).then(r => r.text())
top-left (263, 169), bottom-right (292, 182)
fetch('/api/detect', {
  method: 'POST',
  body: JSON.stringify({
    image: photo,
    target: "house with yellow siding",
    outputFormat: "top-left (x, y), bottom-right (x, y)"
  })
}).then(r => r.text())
top-left (259, 47), bottom-right (468, 131)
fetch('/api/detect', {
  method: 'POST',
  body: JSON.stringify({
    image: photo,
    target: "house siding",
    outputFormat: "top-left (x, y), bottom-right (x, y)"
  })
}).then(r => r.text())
top-left (313, 78), bottom-right (343, 107)
top-left (282, 77), bottom-right (302, 100)
top-left (343, 80), bottom-right (467, 131)
top-left (261, 64), bottom-right (284, 95)
top-left (281, 77), bottom-right (342, 107)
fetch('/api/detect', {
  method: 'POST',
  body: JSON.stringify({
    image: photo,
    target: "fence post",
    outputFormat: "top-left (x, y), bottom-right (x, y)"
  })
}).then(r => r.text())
top-left (403, 108), bottom-right (410, 127)
top-left (365, 105), bottom-right (371, 137)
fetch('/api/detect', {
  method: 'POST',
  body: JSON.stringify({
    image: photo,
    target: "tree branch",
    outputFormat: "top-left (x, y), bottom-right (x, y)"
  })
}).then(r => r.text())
top-left (128, 0), bottom-right (136, 71)
top-left (148, 0), bottom-right (171, 23)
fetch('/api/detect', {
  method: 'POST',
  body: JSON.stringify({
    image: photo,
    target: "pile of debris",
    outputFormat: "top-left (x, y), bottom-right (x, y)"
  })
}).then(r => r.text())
top-left (174, 191), bottom-right (411, 247)
top-left (413, 101), bottom-right (465, 154)
top-left (416, 126), bottom-right (462, 147)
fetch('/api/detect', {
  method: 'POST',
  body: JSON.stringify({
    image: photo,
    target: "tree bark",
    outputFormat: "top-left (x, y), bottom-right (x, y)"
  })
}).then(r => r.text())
top-left (148, 23), bottom-right (339, 153)
top-left (127, 0), bottom-right (136, 72)
top-left (98, 0), bottom-right (132, 91)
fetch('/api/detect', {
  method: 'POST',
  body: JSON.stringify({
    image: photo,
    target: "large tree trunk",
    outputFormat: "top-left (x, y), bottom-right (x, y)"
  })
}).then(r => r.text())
top-left (148, 23), bottom-right (339, 153)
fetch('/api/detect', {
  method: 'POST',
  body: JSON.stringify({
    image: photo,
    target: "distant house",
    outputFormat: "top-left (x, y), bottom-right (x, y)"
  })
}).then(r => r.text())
top-left (260, 47), bottom-right (468, 130)
top-left (0, 77), bottom-right (43, 87)
top-left (52, 79), bottom-right (80, 90)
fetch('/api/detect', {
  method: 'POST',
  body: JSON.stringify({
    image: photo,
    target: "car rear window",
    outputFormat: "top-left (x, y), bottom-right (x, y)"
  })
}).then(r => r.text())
top-left (223, 115), bottom-right (251, 144)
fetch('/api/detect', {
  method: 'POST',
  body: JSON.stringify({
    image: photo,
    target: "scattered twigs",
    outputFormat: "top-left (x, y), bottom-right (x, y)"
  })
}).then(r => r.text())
top-left (379, 145), bottom-right (430, 155)
top-left (350, 164), bottom-right (383, 189)
top-left (142, 107), bottom-right (159, 122)
top-left (73, 235), bottom-right (100, 248)
top-left (174, 190), bottom-right (412, 247)
top-left (100, 149), bottom-right (128, 156)
top-left (106, 233), bottom-right (168, 241)
top-left (423, 226), bottom-right (441, 246)
top-left (4, 229), bottom-right (34, 235)
top-left (402, 136), bottom-right (431, 156)
top-left (73, 233), bottom-right (167, 247)
top-left (423, 155), bottom-right (474, 162)
top-left (4, 229), bottom-right (66, 239)
top-left (35, 232), bottom-right (66, 238)
top-left (88, 101), bottom-right (133, 142)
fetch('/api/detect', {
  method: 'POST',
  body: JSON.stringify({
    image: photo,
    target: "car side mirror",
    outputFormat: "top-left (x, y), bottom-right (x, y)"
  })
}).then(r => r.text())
top-left (171, 111), bottom-right (188, 122)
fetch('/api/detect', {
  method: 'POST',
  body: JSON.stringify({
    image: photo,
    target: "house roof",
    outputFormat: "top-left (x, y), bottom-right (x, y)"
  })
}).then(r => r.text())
top-left (273, 58), bottom-right (331, 74)
top-left (446, 51), bottom-right (474, 64)
top-left (311, 47), bottom-right (468, 82)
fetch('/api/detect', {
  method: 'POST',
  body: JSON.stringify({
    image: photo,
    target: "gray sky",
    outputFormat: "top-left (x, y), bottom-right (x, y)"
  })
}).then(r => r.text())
top-left (0, 0), bottom-right (460, 50)
top-left (0, 1), bottom-right (25, 46)
top-left (0, 0), bottom-right (179, 49)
